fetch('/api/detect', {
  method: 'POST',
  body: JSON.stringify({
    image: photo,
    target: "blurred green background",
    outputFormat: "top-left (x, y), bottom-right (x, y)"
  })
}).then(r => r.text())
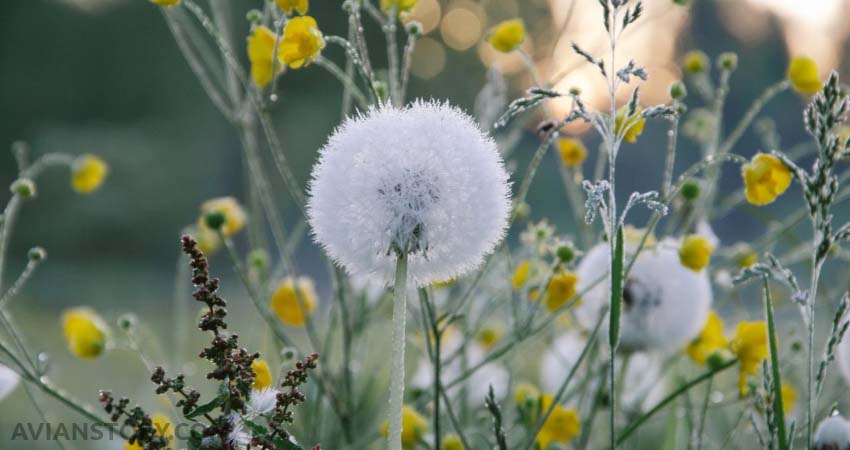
top-left (1, 0), bottom-right (847, 448)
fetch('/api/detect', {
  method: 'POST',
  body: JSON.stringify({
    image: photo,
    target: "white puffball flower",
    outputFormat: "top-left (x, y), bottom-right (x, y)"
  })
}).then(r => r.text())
top-left (0, 363), bottom-right (20, 401)
top-left (574, 240), bottom-right (712, 352)
top-left (247, 388), bottom-right (279, 417)
top-left (412, 342), bottom-right (508, 405)
top-left (814, 414), bottom-right (850, 450)
top-left (307, 101), bottom-right (511, 286)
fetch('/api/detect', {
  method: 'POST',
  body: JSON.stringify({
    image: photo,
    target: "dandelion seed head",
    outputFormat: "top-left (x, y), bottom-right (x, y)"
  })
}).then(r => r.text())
top-left (574, 241), bottom-right (712, 352)
top-left (814, 414), bottom-right (850, 450)
top-left (247, 388), bottom-right (280, 417)
top-left (307, 100), bottom-right (511, 286)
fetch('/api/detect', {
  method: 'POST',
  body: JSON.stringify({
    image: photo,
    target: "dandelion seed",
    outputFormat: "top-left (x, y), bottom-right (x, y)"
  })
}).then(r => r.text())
top-left (730, 321), bottom-right (768, 396)
top-left (487, 19), bottom-right (525, 53)
top-left (741, 153), bottom-right (792, 206)
top-left (814, 414), bottom-right (850, 450)
top-left (0, 363), bottom-right (20, 402)
top-left (275, 0), bottom-right (308, 15)
top-left (198, 197), bottom-right (247, 238)
top-left (252, 359), bottom-right (273, 390)
top-left (248, 26), bottom-right (285, 88)
top-left (686, 310), bottom-right (728, 365)
top-left (557, 138), bottom-right (588, 167)
top-left (279, 16), bottom-right (325, 69)
top-left (71, 154), bottom-right (108, 194)
top-left (574, 240), bottom-right (712, 352)
top-left (270, 277), bottom-right (317, 326)
top-left (124, 414), bottom-right (173, 450)
top-left (788, 56), bottom-right (822, 96)
top-left (679, 235), bottom-right (714, 272)
top-left (380, 405), bottom-right (427, 449)
top-left (62, 307), bottom-right (107, 359)
top-left (307, 101), bottom-right (511, 286)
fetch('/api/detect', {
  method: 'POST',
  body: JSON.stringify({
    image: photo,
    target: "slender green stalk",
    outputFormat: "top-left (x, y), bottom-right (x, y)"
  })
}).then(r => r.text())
top-left (387, 252), bottom-right (409, 450)
top-left (315, 55), bottom-right (369, 108)
top-left (805, 258), bottom-right (823, 449)
top-left (615, 359), bottom-right (737, 446)
top-left (761, 278), bottom-right (788, 450)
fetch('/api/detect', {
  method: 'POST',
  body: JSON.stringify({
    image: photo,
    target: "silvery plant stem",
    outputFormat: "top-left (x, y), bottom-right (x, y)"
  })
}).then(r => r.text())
top-left (387, 252), bottom-right (409, 450)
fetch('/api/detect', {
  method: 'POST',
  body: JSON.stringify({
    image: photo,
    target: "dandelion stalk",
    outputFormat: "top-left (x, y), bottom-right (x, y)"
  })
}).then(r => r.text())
top-left (387, 251), bottom-right (409, 450)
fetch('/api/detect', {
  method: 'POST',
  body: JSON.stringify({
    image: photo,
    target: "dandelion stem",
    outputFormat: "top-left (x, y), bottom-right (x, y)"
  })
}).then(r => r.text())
top-left (387, 251), bottom-right (409, 450)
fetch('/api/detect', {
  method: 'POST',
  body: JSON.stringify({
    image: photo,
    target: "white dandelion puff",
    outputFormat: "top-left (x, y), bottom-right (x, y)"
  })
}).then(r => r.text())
top-left (307, 100), bottom-right (512, 287)
top-left (226, 414), bottom-right (251, 450)
top-left (411, 341), bottom-right (508, 405)
top-left (574, 240), bottom-right (712, 352)
top-left (247, 388), bottom-right (279, 417)
top-left (0, 364), bottom-right (20, 402)
top-left (814, 414), bottom-right (850, 450)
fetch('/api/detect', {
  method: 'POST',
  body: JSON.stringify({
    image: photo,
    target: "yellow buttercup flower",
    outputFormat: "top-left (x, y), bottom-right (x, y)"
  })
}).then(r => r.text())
top-left (380, 405), bottom-right (427, 448)
top-left (124, 414), bottom-right (174, 450)
top-left (543, 271), bottom-right (579, 313)
top-left (476, 324), bottom-right (503, 350)
top-left (536, 394), bottom-right (581, 450)
top-left (514, 382), bottom-right (541, 406)
top-left (683, 50), bottom-right (709, 74)
top-left (189, 224), bottom-right (222, 256)
top-left (487, 19), bottom-right (525, 53)
top-left (781, 383), bottom-right (797, 416)
top-left (615, 106), bottom-right (646, 144)
top-left (270, 277), bottom-right (318, 326)
top-left (737, 251), bottom-right (758, 268)
top-left (248, 26), bottom-right (284, 88)
top-left (730, 321), bottom-right (768, 396)
top-left (687, 310), bottom-right (728, 365)
top-left (512, 260), bottom-right (531, 289)
top-left (275, 0), bottom-right (308, 15)
top-left (380, 0), bottom-right (418, 14)
top-left (199, 197), bottom-right (247, 238)
top-left (62, 308), bottom-right (107, 359)
top-left (148, 0), bottom-right (180, 6)
top-left (557, 138), bottom-right (587, 167)
top-left (252, 359), bottom-right (273, 390)
top-left (742, 153), bottom-right (792, 206)
top-left (679, 235), bottom-right (714, 272)
top-left (71, 154), bottom-right (108, 194)
top-left (280, 16), bottom-right (325, 69)
top-left (788, 56), bottom-right (821, 95)
top-left (442, 434), bottom-right (465, 450)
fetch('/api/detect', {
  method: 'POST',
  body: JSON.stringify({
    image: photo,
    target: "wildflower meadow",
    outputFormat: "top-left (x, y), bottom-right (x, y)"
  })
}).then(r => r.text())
top-left (4, 0), bottom-right (850, 449)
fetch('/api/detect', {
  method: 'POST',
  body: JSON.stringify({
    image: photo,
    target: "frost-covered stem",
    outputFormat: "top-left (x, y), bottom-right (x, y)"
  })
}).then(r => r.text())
top-left (661, 116), bottom-right (680, 199)
top-left (384, 6), bottom-right (401, 106)
top-left (605, 5), bottom-right (620, 448)
top-left (0, 259), bottom-right (38, 309)
top-left (717, 79), bottom-right (789, 156)
top-left (399, 33), bottom-right (417, 102)
top-left (806, 257), bottom-right (824, 449)
top-left (387, 251), bottom-right (409, 450)
top-left (315, 56), bottom-right (369, 108)
top-left (0, 196), bottom-right (22, 294)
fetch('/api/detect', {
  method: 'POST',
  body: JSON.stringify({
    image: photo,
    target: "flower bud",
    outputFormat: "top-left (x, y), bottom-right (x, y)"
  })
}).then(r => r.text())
top-left (718, 52), bottom-right (738, 71)
top-left (204, 211), bottom-right (227, 232)
top-left (27, 246), bottom-right (47, 262)
top-left (246, 9), bottom-right (263, 24)
top-left (680, 180), bottom-right (700, 201)
top-left (556, 245), bottom-right (575, 264)
top-left (405, 21), bottom-right (423, 38)
top-left (117, 313), bottom-right (137, 331)
top-left (10, 178), bottom-right (36, 199)
top-left (669, 80), bottom-right (687, 100)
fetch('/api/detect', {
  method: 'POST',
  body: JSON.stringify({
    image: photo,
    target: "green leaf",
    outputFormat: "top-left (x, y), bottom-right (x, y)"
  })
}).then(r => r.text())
top-left (185, 393), bottom-right (225, 419)
top-left (241, 418), bottom-right (269, 436)
top-left (609, 225), bottom-right (624, 350)
top-left (187, 430), bottom-right (203, 450)
top-left (763, 279), bottom-right (789, 450)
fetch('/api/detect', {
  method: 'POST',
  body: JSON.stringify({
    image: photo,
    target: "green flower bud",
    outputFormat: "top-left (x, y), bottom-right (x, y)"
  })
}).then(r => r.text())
top-left (681, 180), bottom-right (701, 201)
top-left (556, 245), bottom-right (575, 264)
top-left (117, 313), bottom-right (137, 331)
top-left (718, 52), bottom-right (738, 71)
top-left (28, 246), bottom-right (47, 262)
top-left (204, 211), bottom-right (227, 231)
top-left (405, 21), bottom-right (423, 38)
top-left (669, 80), bottom-right (687, 100)
top-left (513, 202), bottom-right (530, 221)
top-left (10, 178), bottom-right (36, 199)
top-left (246, 9), bottom-right (263, 24)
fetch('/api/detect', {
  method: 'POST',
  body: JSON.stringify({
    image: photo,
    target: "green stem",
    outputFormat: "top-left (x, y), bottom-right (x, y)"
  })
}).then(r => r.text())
top-left (762, 278), bottom-right (788, 450)
top-left (387, 252), bottom-right (409, 450)
top-left (615, 359), bottom-right (737, 446)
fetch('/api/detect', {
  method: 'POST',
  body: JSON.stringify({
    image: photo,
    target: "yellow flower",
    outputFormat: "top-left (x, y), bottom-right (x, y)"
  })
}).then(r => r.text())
top-left (62, 308), bottom-right (107, 359)
top-left (615, 106), bottom-right (646, 144)
top-left (380, 0), bottom-right (418, 14)
top-left (679, 235), bottom-right (714, 272)
top-left (543, 271), bottom-right (579, 313)
top-left (536, 394), bottom-right (581, 450)
top-left (476, 324), bottom-right (503, 350)
top-left (148, 0), bottom-right (180, 6)
top-left (71, 154), bottom-right (108, 194)
top-left (199, 197), bottom-right (247, 238)
top-left (737, 250), bottom-right (758, 268)
top-left (623, 225), bottom-right (656, 247)
top-left (730, 321), bottom-right (768, 396)
top-left (381, 405), bottom-right (427, 448)
top-left (687, 310), bottom-right (728, 365)
top-left (248, 26), bottom-right (284, 88)
top-left (781, 383), bottom-right (797, 416)
top-left (280, 16), bottom-right (325, 69)
top-left (189, 224), bottom-right (222, 256)
top-left (270, 277), bottom-right (317, 326)
top-left (487, 19), bottom-right (525, 53)
top-left (124, 414), bottom-right (174, 450)
top-left (788, 56), bottom-right (821, 95)
top-left (443, 434), bottom-right (465, 450)
top-left (557, 138), bottom-right (587, 167)
top-left (512, 260), bottom-right (531, 289)
top-left (742, 153), bottom-right (792, 206)
top-left (275, 0), bottom-right (308, 15)
top-left (683, 50), bottom-right (709, 74)
top-left (514, 382), bottom-right (541, 405)
top-left (252, 359), bottom-right (273, 390)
